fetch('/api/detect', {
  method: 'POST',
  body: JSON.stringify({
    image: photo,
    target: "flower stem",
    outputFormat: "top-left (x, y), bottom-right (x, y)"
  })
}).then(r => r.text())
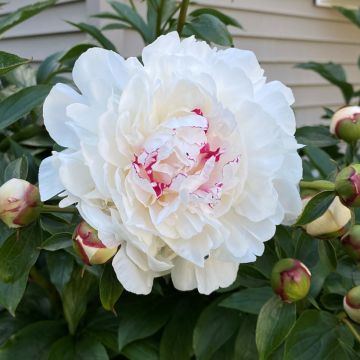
top-left (40, 205), bottom-right (77, 214)
top-left (156, 0), bottom-right (165, 37)
top-left (177, 0), bottom-right (190, 35)
top-left (299, 180), bottom-right (335, 192)
top-left (342, 317), bottom-right (360, 343)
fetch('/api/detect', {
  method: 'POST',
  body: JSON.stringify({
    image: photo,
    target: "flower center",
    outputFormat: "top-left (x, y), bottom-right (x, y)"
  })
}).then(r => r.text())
top-left (131, 109), bottom-right (239, 207)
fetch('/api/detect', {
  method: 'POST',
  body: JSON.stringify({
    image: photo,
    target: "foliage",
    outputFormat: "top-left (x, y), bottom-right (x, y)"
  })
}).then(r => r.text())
top-left (0, 1), bottom-right (360, 360)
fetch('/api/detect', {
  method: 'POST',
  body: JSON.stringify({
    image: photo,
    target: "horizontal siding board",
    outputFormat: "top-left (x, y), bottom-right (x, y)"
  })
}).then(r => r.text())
top-left (0, 0), bottom-right (78, 15)
top-left (2, 2), bottom-right (86, 39)
top-left (195, 0), bottom-right (348, 22)
top-left (0, 33), bottom-right (87, 61)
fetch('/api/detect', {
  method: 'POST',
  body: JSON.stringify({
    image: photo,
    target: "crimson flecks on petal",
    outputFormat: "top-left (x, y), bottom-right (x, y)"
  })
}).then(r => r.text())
top-left (39, 32), bottom-right (302, 295)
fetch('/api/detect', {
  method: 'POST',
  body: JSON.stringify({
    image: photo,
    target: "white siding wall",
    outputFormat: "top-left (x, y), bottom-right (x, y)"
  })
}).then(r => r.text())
top-left (1, 0), bottom-right (359, 126)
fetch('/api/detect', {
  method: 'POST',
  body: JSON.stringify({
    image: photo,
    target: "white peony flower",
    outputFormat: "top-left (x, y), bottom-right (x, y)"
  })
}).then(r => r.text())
top-left (39, 32), bottom-right (302, 295)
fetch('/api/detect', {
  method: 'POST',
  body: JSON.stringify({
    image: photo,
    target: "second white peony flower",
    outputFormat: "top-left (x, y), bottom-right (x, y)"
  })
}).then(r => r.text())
top-left (39, 32), bottom-right (302, 294)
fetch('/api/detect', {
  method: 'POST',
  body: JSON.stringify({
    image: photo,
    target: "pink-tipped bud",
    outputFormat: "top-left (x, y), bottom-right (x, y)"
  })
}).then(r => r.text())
top-left (341, 225), bottom-right (360, 261)
top-left (330, 106), bottom-right (360, 143)
top-left (72, 221), bottom-right (117, 265)
top-left (0, 178), bottom-right (41, 228)
top-left (302, 196), bottom-right (351, 238)
top-left (335, 164), bottom-right (360, 207)
top-left (271, 258), bottom-right (311, 303)
top-left (344, 285), bottom-right (360, 324)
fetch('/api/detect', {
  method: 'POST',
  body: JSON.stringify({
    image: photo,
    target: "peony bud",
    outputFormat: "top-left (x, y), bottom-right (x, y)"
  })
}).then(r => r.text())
top-left (344, 285), bottom-right (360, 324)
top-left (0, 178), bottom-right (41, 228)
top-left (271, 258), bottom-right (311, 303)
top-left (330, 106), bottom-right (360, 142)
top-left (341, 225), bottom-right (360, 261)
top-left (335, 164), bottom-right (360, 207)
top-left (73, 221), bottom-right (117, 265)
top-left (302, 196), bottom-right (351, 238)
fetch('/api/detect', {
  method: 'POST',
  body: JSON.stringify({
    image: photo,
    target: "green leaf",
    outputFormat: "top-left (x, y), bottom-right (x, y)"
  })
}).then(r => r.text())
top-left (256, 296), bottom-right (296, 360)
top-left (185, 14), bottom-right (233, 46)
top-left (304, 146), bottom-right (337, 179)
top-left (46, 250), bottom-right (74, 292)
top-left (48, 336), bottom-right (109, 360)
top-left (220, 287), bottom-right (273, 315)
top-left (296, 62), bottom-right (353, 104)
top-left (108, 0), bottom-right (150, 43)
top-left (99, 263), bottom-right (123, 312)
top-left (284, 310), bottom-right (354, 360)
top-left (0, 320), bottom-right (66, 360)
top-left (0, 222), bottom-right (42, 283)
top-left (295, 191), bottom-right (336, 226)
top-left (190, 8), bottom-right (242, 29)
top-left (295, 126), bottom-right (338, 148)
top-left (84, 309), bottom-right (119, 353)
top-left (0, 85), bottom-right (51, 130)
top-left (0, 272), bottom-right (28, 316)
top-left (193, 300), bottom-right (240, 360)
top-left (234, 315), bottom-right (258, 360)
top-left (320, 293), bottom-right (343, 311)
top-left (59, 44), bottom-right (96, 67)
top-left (117, 295), bottom-right (174, 351)
top-left (122, 338), bottom-right (159, 360)
top-left (0, 51), bottom-right (29, 76)
top-left (336, 6), bottom-right (360, 28)
top-left (68, 22), bottom-right (117, 51)
top-left (3, 156), bottom-right (28, 182)
top-left (0, 0), bottom-right (56, 35)
top-left (41, 232), bottom-right (73, 251)
top-left (319, 240), bottom-right (337, 272)
top-left (0, 312), bottom-right (26, 347)
top-left (160, 296), bottom-right (205, 360)
top-left (36, 52), bottom-right (63, 84)
top-left (62, 268), bottom-right (95, 334)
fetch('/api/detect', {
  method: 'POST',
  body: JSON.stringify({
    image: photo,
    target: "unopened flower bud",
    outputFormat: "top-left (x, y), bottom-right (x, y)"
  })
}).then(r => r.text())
top-left (344, 285), bottom-right (360, 324)
top-left (0, 178), bottom-right (41, 228)
top-left (73, 221), bottom-right (117, 265)
top-left (330, 106), bottom-right (360, 142)
top-left (335, 164), bottom-right (360, 207)
top-left (271, 258), bottom-right (311, 303)
top-left (341, 225), bottom-right (360, 261)
top-left (302, 196), bottom-right (351, 238)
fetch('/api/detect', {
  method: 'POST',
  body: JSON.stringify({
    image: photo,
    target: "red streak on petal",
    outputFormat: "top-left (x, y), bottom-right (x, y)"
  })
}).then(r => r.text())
top-left (192, 108), bottom-right (204, 116)
top-left (200, 143), bottom-right (222, 162)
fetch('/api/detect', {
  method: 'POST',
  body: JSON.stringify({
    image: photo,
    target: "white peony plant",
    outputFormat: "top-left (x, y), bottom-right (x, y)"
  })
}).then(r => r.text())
top-left (39, 32), bottom-right (302, 294)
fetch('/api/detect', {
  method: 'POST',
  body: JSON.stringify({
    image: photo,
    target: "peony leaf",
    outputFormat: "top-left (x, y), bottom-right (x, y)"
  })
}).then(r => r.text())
top-left (99, 263), bottom-right (123, 312)
top-left (295, 190), bottom-right (336, 226)
top-left (0, 0), bottom-right (56, 35)
top-left (0, 51), bottom-right (29, 76)
top-left (304, 146), bottom-right (337, 179)
top-left (295, 126), bottom-right (338, 148)
top-left (0, 272), bottom-right (28, 316)
top-left (48, 336), bottom-right (109, 360)
top-left (41, 232), bottom-right (73, 251)
top-left (0, 222), bottom-right (42, 283)
top-left (3, 156), bottom-right (28, 183)
top-left (255, 296), bottom-right (296, 360)
top-left (193, 299), bottom-right (240, 360)
top-left (190, 8), bottom-right (242, 29)
top-left (46, 251), bottom-right (74, 292)
top-left (160, 296), bottom-right (205, 360)
top-left (59, 44), bottom-right (96, 67)
top-left (284, 311), bottom-right (354, 360)
top-left (185, 14), bottom-right (233, 46)
top-left (0, 320), bottom-right (66, 359)
top-left (234, 315), bottom-right (258, 360)
top-left (68, 22), bottom-right (117, 51)
top-left (220, 287), bottom-right (273, 315)
top-left (0, 85), bottom-right (51, 130)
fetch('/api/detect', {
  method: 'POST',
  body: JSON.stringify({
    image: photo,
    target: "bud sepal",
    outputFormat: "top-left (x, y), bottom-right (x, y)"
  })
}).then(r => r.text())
top-left (335, 164), bottom-right (360, 207)
top-left (344, 286), bottom-right (360, 324)
top-left (330, 106), bottom-right (360, 143)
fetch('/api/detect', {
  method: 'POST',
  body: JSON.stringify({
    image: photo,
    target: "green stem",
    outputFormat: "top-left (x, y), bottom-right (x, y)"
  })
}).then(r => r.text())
top-left (299, 180), bottom-right (335, 192)
top-left (176, 0), bottom-right (190, 35)
top-left (40, 205), bottom-right (77, 214)
top-left (156, 0), bottom-right (165, 37)
top-left (342, 317), bottom-right (360, 344)
top-left (129, 0), bottom-right (136, 10)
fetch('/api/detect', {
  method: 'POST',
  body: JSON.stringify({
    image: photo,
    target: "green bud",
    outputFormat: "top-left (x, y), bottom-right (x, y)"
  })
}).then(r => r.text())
top-left (330, 106), bottom-right (360, 143)
top-left (72, 221), bottom-right (117, 265)
top-left (271, 258), bottom-right (311, 303)
top-left (335, 164), bottom-right (360, 207)
top-left (0, 178), bottom-right (41, 228)
top-left (344, 285), bottom-right (360, 324)
top-left (341, 225), bottom-right (360, 261)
